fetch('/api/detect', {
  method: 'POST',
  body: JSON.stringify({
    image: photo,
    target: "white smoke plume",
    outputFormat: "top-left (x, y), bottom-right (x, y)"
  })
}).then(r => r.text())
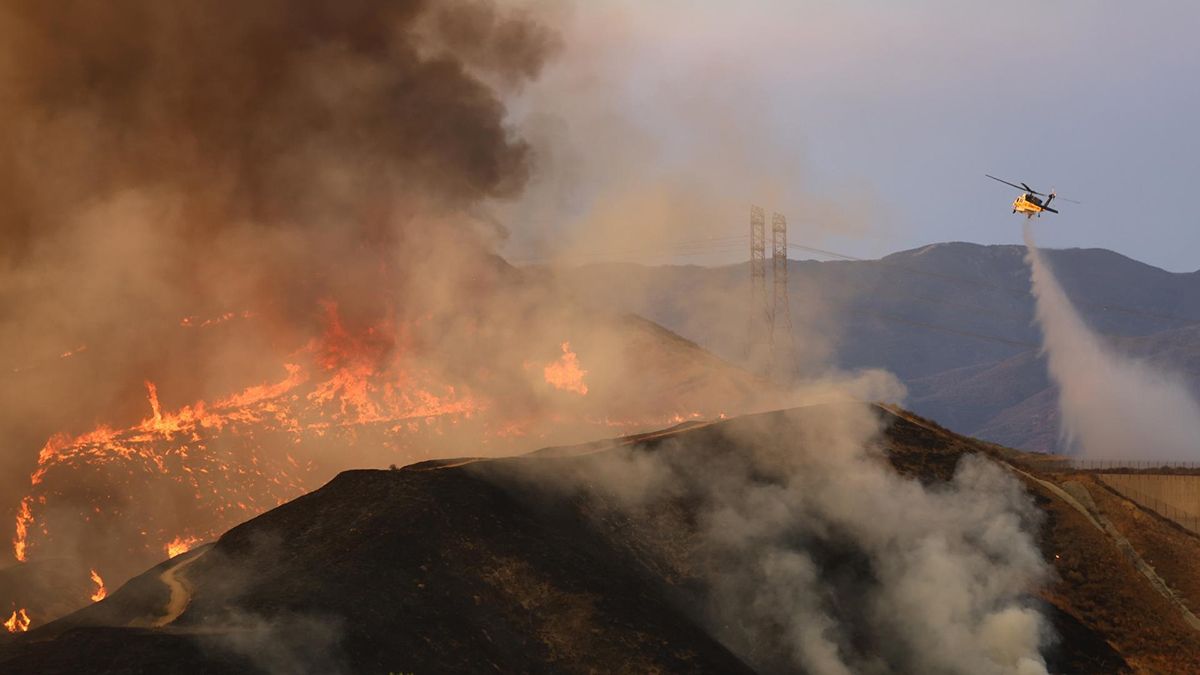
top-left (1024, 223), bottom-right (1200, 461)
top-left (526, 395), bottom-right (1052, 674)
top-left (201, 611), bottom-right (347, 675)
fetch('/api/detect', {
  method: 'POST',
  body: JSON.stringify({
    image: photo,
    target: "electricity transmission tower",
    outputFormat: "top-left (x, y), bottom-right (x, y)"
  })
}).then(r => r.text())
top-left (771, 212), bottom-right (794, 380)
top-left (748, 206), bottom-right (795, 381)
top-left (749, 205), bottom-right (769, 368)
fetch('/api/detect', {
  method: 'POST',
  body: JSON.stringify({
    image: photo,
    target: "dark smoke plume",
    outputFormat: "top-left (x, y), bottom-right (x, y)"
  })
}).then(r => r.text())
top-left (0, 0), bottom-right (559, 560)
top-left (0, 0), bottom-right (557, 294)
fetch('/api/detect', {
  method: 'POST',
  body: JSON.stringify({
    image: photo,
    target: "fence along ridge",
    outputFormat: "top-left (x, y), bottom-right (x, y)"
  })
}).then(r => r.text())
top-left (1066, 458), bottom-right (1200, 471)
top-left (1096, 474), bottom-right (1200, 535)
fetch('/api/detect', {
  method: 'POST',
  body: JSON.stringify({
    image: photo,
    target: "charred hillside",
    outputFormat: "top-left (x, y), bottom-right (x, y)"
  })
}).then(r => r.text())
top-left (5, 405), bottom-right (1196, 673)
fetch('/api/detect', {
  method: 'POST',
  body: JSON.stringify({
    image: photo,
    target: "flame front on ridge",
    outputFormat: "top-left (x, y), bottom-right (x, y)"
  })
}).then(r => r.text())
top-left (11, 303), bottom-right (482, 569)
top-left (90, 569), bottom-right (107, 602)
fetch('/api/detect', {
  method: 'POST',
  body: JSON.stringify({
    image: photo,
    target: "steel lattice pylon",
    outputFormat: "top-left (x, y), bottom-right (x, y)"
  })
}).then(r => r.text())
top-left (771, 212), bottom-right (794, 380)
top-left (749, 205), bottom-right (768, 365)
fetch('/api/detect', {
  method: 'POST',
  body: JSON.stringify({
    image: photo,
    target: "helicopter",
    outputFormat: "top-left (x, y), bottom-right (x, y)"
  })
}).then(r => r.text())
top-left (986, 174), bottom-right (1079, 218)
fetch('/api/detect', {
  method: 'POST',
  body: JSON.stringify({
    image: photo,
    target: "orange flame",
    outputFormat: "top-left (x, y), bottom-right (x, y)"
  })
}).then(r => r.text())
top-left (166, 535), bottom-right (200, 559)
top-left (12, 302), bottom-right (483, 565)
top-left (543, 342), bottom-right (588, 395)
top-left (11, 303), bottom-right (720, 577)
top-left (4, 608), bottom-right (30, 633)
top-left (89, 569), bottom-right (107, 602)
top-left (13, 499), bottom-right (32, 563)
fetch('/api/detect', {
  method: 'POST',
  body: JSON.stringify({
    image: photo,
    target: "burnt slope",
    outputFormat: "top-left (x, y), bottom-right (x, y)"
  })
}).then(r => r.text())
top-left (0, 281), bottom-right (778, 623)
top-left (0, 449), bottom-right (756, 673)
top-left (4, 405), bottom-right (1186, 674)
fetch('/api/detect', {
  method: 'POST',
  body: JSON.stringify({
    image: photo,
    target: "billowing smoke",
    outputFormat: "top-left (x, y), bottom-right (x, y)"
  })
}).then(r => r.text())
top-left (0, 9), bottom-right (1054, 668)
top-left (1, 1), bottom-right (785, 606)
top-left (202, 611), bottom-right (347, 675)
top-left (521, 396), bottom-right (1051, 674)
top-left (0, 0), bottom-right (557, 415)
top-left (0, 0), bottom-right (571, 573)
top-left (494, 3), bottom-right (893, 378)
top-left (1024, 224), bottom-right (1200, 460)
top-left (2, 0), bottom-right (783, 602)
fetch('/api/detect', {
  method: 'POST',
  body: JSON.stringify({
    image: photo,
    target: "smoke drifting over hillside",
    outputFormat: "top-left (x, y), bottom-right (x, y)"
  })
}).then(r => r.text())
top-left (533, 400), bottom-right (1051, 674)
top-left (701, 411), bottom-right (1049, 674)
top-left (0, 0), bottom-right (578, 572)
top-left (1, 3), bottom-right (795, 611)
top-left (0, 0), bottom-right (558, 372)
top-left (0, 0), bottom-right (553, 437)
top-left (1024, 224), bottom-right (1200, 460)
top-left (0, 5), bottom-right (1060, 669)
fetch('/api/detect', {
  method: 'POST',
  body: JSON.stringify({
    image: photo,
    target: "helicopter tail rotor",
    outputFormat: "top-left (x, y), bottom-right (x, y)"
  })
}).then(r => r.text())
top-left (1048, 187), bottom-right (1082, 205)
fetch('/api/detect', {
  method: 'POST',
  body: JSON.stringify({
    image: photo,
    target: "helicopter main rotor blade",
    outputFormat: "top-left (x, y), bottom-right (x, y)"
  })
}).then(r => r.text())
top-left (985, 174), bottom-right (1029, 191)
top-left (1055, 196), bottom-right (1082, 204)
top-left (1019, 182), bottom-right (1046, 196)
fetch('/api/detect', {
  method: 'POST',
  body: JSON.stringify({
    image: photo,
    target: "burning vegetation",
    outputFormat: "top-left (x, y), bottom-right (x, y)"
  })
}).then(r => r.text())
top-left (88, 569), bottom-right (106, 603)
top-left (166, 535), bottom-right (201, 560)
top-left (0, 0), bottom-right (549, 625)
top-left (542, 342), bottom-right (589, 395)
top-left (3, 608), bottom-right (30, 634)
top-left (11, 302), bottom-right (481, 568)
top-left (0, 0), bottom-right (771, 635)
top-left (8, 297), bottom-right (749, 631)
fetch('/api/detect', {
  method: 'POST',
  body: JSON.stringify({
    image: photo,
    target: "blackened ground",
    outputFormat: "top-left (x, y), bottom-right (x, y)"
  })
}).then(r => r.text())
top-left (0, 454), bottom-right (755, 673)
top-left (0, 405), bottom-right (1171, 674)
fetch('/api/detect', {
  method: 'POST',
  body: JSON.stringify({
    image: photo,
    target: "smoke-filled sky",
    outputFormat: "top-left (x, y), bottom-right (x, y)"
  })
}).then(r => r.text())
top-left (0, 0), bottom-right (784, 576)
top-left (498, 0), bottom-right (1200, 271)
top-left (0, 3), bottom-right (1105, 654)
top-left (0, 0), bottom-right (574, 569)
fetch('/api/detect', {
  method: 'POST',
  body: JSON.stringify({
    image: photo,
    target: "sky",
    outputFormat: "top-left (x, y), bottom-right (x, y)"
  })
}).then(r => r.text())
top-left (498, 1), bottom-right (1200, 271)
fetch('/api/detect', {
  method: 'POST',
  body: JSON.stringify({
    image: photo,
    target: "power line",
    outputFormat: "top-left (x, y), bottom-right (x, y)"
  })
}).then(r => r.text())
top-left (749, 207), bottom-right (768, 372)
top-left (510, 235), bottom-right (751, 264)
top-left (527, 234), bottom-right (1200, 328)
top-left (848, 308), bottom-right (1039, 349)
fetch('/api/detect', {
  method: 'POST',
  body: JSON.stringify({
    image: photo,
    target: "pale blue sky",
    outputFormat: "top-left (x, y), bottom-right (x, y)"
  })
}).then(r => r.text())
top-left (502, 1), bottom-right (1200, 271)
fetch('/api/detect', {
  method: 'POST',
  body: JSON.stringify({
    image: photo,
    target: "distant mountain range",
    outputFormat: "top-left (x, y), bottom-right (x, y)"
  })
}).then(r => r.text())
top-left (542, 242), bottom-right (1200, 452)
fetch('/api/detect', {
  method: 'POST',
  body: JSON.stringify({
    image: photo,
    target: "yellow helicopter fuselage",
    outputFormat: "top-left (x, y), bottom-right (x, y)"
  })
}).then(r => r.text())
top-left (989, 175), bottom-right (1066, 218)
top-left (1012, 194), bottom-right (1046, 216)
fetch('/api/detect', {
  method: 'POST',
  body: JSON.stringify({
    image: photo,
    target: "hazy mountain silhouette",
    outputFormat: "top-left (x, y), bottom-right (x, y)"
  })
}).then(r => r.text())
top-left (544, 242), bottom-right (1200, 452)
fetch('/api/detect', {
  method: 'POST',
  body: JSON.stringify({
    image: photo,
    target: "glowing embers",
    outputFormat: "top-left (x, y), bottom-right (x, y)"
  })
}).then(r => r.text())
top-left (166, 535), bottom-right (201, 559)
top-left (4, 608), bottom-right (30, 633)
top-left (179, 310), bottom-right (254, 328)
top-left (543, 342), bottom-right (588, 395)
top-left (90, 569), bottom-right (107, 602)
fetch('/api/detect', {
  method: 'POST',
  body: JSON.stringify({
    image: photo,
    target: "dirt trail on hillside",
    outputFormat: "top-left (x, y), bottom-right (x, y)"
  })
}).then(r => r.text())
top-left (150, 546), bottom-right (209, 628)
top-left (1014, 469), bottom-right (1200, 632)
top-left (886, 405), bottom-right (1200, 633)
